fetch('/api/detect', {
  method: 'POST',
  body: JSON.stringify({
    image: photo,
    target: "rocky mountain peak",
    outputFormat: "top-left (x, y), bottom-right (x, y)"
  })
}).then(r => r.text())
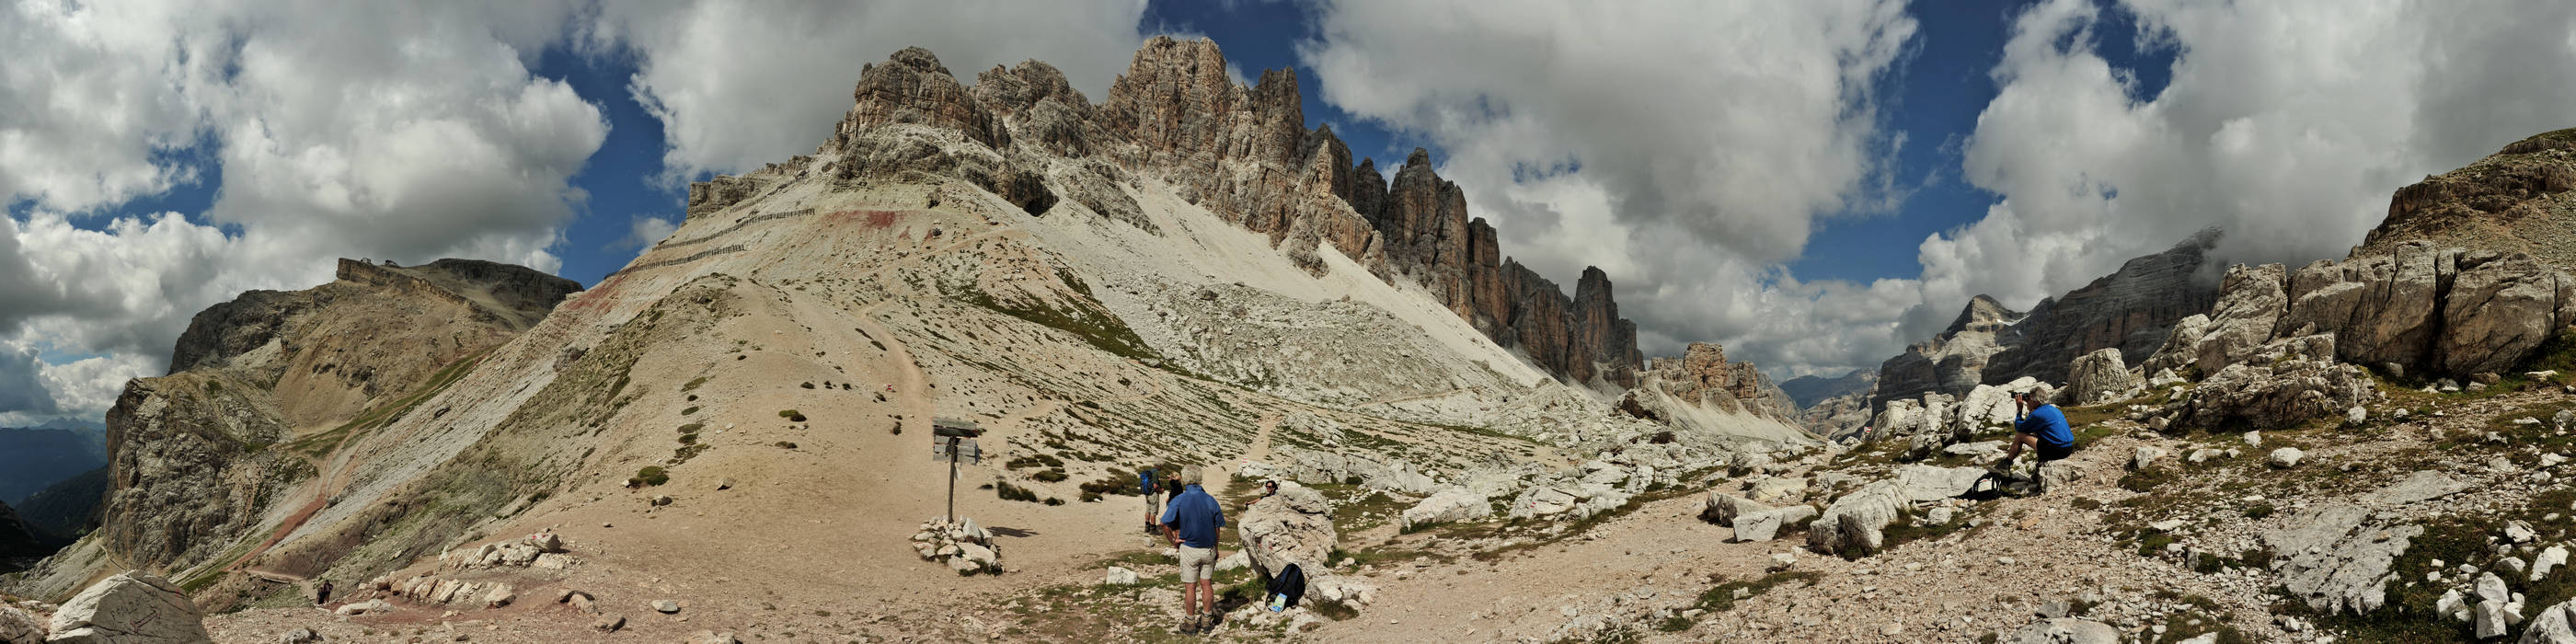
top-left (2360, 127), bottom-right (2576, 270)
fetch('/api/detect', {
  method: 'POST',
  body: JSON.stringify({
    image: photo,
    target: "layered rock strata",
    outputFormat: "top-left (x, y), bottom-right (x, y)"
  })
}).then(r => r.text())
top-left (2146, 241), bottom-right (2576, 380)
top-left (691, 37), bottom-right (1648, 386)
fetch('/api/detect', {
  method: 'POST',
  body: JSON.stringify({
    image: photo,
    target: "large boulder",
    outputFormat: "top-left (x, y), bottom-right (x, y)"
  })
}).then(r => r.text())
top-left (2195, 263), bottom-right (2291, 376)
top-left (0, 606), bottom-right (40, 644)
top-left (2440, 251), bottom-right (2576, 376)
top-left (1698, 492), bottom-right (1771, 525)
top-left (1893, 465), bottom-right (1990, 501)
top-left (1806, 480), bottom-right (1908, 555)
top-left (2265, 504), bottom-right (2422, 615)
top-left (2064, 348), bottom-right (2143, 405)
top-left (1398, 487), bottom-right (1490, 531)
top-left (2173, 351), bottom-right (2379, 431)
top-left (1239, 484), bottom-right (1338, 582)
top-left (2142, 314), bottom-right (2212, 375)
top-left (2526, 598), bottom-right (2576, 643)
top-left (46, 570), bottom-right (212, 644)
top-left (1730, 505), bottom-right (1819, 543)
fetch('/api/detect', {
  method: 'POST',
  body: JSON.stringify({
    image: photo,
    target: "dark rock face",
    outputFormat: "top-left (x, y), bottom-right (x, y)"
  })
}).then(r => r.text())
top-left (734, 36), bottom-right (1651, 386)
top-left (0, 500), bottom-right (50, 562)
top-left (98, 257), bottom-right (578, 578)
top-left (1870, 229), bottom-right (2222, 413)
top-left (1982, 228), bottom-right (2222, 385)
top-left (1780, 369), bottom-right (1876, 410)
top-left (1871, 295), bottom-right (2022, 413)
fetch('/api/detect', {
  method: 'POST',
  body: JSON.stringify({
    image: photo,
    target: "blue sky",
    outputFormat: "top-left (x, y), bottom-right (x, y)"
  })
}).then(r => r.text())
top-left (5, 0), bottom-right (2572, 423)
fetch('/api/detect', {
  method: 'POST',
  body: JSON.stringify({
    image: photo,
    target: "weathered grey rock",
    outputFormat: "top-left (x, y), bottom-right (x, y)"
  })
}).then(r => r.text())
top-left (1806, 480), bottom-right (1907, 555)
top-left (274, 628), bottom-right (319, 644)
top-left (2536, 546), bottom-right (2568, 581)
top-left (692, 632), bottom-right (742, 644)
top-left (1240, 484), bottom-right (1338, 584)
top-left (1398, 487), bottom-right (1489, 532)
top-left (2132, 446), bottom-right (2168, 470)
top-left (2441, 252), bottom-right (2576, 375)
top-left (1699, 492), bottom-right (1772, 525)
top-left (1729, 505), bottom-right (1818, 543)
top-left (1894, 465), bottom-right (1990, 501)
top-left (2174, 354), bottom-right (2379, 431)
top-left (2065, 348), bottom-right (2143, 405)
top-left (333, 599), bottom-right (393, 616)
top-left (2480, 599), bottom-right (2517, 639)
top-left (2265, 504), bottom-right (2422, 615)
top-left (2195, 263), bottom-right (2291, 375)
top-left (45, 571), bottom-right (211, 644)
top-left (592, 614), bottom-right (626, 633)
top-left (0, 606), bottom-right (39, 644)
top-left (2365, 471), bottom-right (2472, 506)
top-left (1747, 477), bottom-right (1808, 504)
top-left (2038, 461), bottom-right (2081, 493)
top-left (2270, 448), bottom-right (2306, 468)
top-left (2002, 617), bottom-right (2120, 644)
top-left (2525, 598), bottom-right (2576, 643)
top-left (1105, 566), bottom-right (1139, 585)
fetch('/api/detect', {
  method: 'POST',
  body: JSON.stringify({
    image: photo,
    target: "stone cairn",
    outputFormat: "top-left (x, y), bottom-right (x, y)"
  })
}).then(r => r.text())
top-left (911, 516), bottom-right (1002, 576)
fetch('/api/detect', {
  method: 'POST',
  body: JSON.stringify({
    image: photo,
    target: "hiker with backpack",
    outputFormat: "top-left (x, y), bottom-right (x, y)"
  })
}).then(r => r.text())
top-left (1140, 467), bottom-right (1162, 535)
top-left (1995, 385), bottom-right (2076, 472)
top-left (1159, 466), bottom-right (1225, 635)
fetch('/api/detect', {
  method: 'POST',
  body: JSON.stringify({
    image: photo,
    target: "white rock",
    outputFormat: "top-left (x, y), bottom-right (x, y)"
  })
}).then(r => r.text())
top-left (1768, 553), bottom-right (1798, 569)
top-left (47, 571), bottom-right (211, 644)
top-left (1105, 567), bottom-right (1139, 585)
top-left (2132, 446), bottom-right (2168, 470)
top-left (2478, 599), bottom-right (2514, 638)
top-left (2243, 431), bottom-right (2263, 447)
top-left (2535, 546), bottom-right (2568, 581)
top-left (2269, 447), bottom-right (2305, 468)
top-left (2346, 406), bottom-right (2368, 426)
top-left (0, 606), bottom-right (41, 644)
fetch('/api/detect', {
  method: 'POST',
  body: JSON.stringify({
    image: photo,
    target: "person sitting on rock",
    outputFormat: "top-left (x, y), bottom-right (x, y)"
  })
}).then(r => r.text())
top-left (1997, 386), bottom-right (2076, 472)
top-left (1159, 465), bottom-right (1226, 635)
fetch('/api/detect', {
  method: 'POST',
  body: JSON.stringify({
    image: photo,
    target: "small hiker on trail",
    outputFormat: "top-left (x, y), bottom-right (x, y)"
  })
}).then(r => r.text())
top-left (1141, 467), bottom-right (1163, 535)
top-left (1996, 386), bottom-right (2076, 472)
top-left (1159, 466), bottom-right (1225, 635)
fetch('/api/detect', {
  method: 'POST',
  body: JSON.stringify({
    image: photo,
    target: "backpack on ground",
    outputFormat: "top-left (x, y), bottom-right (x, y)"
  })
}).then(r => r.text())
top-left (1266, 563), bottom-right (1307, 611)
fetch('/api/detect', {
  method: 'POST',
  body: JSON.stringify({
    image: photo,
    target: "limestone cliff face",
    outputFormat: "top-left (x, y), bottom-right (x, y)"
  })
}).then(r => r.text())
top-left (1615, 342), bottom-right (1810, 443)
top-left (67, 259), bottom-right (577, 591)
top-left (1870, 295), bottom-right (2022, 413)
top-left (690, 36), bottom-right (1650, 387)
top-left (1870, 229), bottom-right (2221, 413)
top-left (2147, 241), bottom-right (2576, 379)
top-left (1981, 228), bottom-right (2222, 385)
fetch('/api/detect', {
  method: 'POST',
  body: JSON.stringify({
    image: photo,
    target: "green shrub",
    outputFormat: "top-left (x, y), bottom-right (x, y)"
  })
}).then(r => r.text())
top-left (801, 382), bottom-right (815, 389)
top-left (677, 422), bottom-right (704, 433)
top-left (1034, 469), bottom-right (1069, 482)
top-left (775, 441), bottom-right (798, 449)
top-left (778, 409), bottom-right (807, 422)
top-left (681, 406), bottom-right (699, 416)
top-left (630, 466), bottom-right (669, 487)
top-left (996, 481), bottom-right (1041, 502)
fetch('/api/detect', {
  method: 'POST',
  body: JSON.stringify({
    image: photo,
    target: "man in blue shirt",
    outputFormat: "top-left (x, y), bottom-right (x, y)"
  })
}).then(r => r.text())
top-left (1159, 466), bottom-right (1225, 634)
top-left (1999, 387), bottom-right (2077, 470)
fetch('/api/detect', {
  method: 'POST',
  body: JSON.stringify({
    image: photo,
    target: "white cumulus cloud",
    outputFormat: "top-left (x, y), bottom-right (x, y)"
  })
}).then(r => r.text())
top-left (585, 0), bottom-right (1154, 182)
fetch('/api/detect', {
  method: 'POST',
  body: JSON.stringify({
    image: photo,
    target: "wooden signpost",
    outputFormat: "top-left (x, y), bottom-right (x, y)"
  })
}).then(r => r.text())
top-left (930, 419), bottom-right (984, 523)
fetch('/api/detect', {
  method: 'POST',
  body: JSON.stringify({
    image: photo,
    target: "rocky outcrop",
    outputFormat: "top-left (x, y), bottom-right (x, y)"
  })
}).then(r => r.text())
top-left (2266, 504), bottom-right (2422, 615)
top-left (1984, 228), bottom-right (2223, 385)
top-left (1398, 487), bottom-right (1492, 532)
top-left (2064, 347), bottom-right (2143, 406)
top-left (1873, 230), bottom-right (2220, 414)
top-left (1239, 484), bottom-right (1338, 584)
top-left (722, 37), bottom-right (1651, 387)
top-left (2167, 337), bottom-right (2379, 431)
top-left (1616, 342), bottom-right (1810, 442)
top-left (25, 257), bottom-right (576, 598)
top-left (2361, 128), bottom-right (2576, 270)
top-left (45, 570), bottom-right (211, 644)
top-left (1872, 295), bottom-right (2022, 413)
top-left (2146, 241), bottom-right (2576, 380)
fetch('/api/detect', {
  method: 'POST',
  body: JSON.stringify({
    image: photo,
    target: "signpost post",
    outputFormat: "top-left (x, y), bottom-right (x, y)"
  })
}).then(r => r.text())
top-left (930, 419), bottom-right (984, 523)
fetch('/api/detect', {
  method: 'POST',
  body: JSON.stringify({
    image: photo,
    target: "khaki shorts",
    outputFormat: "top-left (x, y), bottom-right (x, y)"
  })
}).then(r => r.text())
top-left (1176, 546), bottom-right (1217, 583)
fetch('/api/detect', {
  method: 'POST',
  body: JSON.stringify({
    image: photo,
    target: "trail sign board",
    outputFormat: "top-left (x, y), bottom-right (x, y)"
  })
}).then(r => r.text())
top-left (930, 418), bottom-right (985, 523)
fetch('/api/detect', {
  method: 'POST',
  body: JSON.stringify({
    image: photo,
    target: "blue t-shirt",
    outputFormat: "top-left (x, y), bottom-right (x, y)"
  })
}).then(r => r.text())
top-left (2016, 404), bottom-right (2076, 449)
top-left (1159, 484), bottom-right (1225, 548)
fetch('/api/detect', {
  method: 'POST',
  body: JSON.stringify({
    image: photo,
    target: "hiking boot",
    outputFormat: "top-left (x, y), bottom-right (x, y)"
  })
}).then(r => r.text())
top-left (1200, 614), bottom-right (1219, 633)
top-left (1174, 615), bottom-right (1198, 635)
